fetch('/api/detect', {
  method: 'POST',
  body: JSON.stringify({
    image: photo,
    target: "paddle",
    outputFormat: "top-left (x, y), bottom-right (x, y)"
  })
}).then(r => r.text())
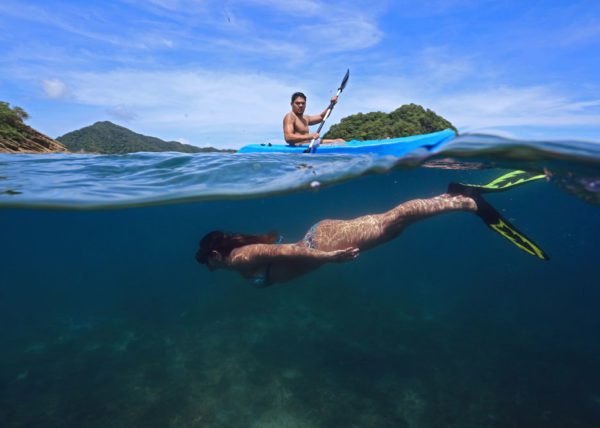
top-left (304, 69), bottom-right (350, 154)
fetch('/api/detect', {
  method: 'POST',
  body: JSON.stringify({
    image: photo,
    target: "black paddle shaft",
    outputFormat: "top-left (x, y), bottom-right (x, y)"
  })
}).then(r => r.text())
top-left (315, 70), bottom-right (349, 135)
top-left (305, 69), bottom-right (350, 153)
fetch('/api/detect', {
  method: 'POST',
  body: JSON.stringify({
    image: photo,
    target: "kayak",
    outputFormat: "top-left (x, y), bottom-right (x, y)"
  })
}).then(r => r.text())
top-left (237, 129), bottom-right (456, 155)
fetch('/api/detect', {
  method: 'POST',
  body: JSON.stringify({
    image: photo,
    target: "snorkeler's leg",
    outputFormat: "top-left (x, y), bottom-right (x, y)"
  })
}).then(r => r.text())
top-left (313, 176), bottom-right (548, 260)
top-left (316, 194), bottom-right (477, 251)
top-left (306, 194), bottom-right (476, 252)
top-left (381, 193), bottom-right (478, 227)
top-left (383, 170), bottom-right (547, 228)
top-left (378, 188), bottom-right (549, 260)
top-left (447, 185), bottom-right (549, 260)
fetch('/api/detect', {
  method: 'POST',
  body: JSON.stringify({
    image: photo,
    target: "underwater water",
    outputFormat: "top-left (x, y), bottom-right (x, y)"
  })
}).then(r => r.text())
top-left (1, 134), bottom-right (600, 427)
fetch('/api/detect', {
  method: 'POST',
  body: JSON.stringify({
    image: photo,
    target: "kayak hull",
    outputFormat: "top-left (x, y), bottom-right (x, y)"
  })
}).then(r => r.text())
top-left (237, 129), bottom-right (456, 155)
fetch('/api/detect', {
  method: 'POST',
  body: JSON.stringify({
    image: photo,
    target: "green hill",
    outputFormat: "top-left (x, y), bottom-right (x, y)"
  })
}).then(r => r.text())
top-left (0, 101), bottom-right (67, 153)
top-left (323, 103), bottom-right (457, 141)
top-left (57, 121), bottom-right (232, 154)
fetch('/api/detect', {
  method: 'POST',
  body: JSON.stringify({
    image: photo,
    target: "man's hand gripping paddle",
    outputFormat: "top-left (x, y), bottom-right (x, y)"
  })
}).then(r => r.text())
top-left (304, 69), bottom-right (350, 154)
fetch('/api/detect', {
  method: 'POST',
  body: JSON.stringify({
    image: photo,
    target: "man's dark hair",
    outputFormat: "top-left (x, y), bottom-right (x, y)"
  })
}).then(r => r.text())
top-left (291, 92), bottom-right (306, 103)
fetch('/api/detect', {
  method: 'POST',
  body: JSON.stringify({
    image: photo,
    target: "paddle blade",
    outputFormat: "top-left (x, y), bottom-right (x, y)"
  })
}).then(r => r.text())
top-left (339, 69), bottom-right (350, 91)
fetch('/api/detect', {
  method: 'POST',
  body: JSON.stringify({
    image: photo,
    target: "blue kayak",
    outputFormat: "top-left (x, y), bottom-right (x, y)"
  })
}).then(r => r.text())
top-left (237, 129), bottom-right (456, 155)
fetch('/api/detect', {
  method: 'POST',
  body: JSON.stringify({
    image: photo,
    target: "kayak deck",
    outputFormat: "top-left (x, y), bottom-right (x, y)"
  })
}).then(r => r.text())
top-left (237, 129), bottom-right (456, 155)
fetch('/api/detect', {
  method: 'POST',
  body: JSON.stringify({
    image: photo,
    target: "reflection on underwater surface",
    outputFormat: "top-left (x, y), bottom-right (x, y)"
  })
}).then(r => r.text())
top-left (1, 157), bottom-right (600, 426)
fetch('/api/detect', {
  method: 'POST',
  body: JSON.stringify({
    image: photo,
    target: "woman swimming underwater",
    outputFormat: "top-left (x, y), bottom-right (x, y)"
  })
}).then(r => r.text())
top-left (196, 171), bottom-right (549, 287)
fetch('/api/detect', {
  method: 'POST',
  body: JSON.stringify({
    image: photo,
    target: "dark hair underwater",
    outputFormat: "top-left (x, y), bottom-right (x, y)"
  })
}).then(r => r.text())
top-left (196, 230), bottom-right (279, 264)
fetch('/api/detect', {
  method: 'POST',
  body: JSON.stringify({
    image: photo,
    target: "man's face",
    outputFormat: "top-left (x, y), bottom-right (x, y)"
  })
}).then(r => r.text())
top-left (291, 97), bottom-right (306, 114)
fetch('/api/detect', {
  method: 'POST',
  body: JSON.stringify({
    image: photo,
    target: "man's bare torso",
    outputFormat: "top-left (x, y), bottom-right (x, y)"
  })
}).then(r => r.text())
top-left (283, 95), bottom-right (344, 145)
top-left (284, 112), bottom-right (312, 144)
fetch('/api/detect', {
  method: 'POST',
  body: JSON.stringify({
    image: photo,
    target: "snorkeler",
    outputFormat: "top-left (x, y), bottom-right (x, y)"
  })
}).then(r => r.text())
top-left (196, 171), bottom-right (549, 287)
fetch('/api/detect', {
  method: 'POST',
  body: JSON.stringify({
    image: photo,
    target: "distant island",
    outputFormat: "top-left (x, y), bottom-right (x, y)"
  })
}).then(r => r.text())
top-left (0, 102), bottom-right (67, 153)
top-left (0, 100), bottom-right (233, 154)
top-left (323, 103), bottom-right (456, 141)
top-left (57, 121), bottom-right (234, 154)
top-left (1, 100), bottom-right (456, 154)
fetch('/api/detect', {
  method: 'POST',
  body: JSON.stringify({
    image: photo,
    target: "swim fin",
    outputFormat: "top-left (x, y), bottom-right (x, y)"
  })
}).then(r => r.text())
top-left (448, 183), bottom-right (549, 261)
top-left (454, 170), bottom-right (546, 193)
top-left (474, 192), bottom-right (549, 260)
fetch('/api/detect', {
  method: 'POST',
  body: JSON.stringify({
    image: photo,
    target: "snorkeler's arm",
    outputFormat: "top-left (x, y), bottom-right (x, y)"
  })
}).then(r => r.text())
top-left (229, 244), bottom-right (358, 268)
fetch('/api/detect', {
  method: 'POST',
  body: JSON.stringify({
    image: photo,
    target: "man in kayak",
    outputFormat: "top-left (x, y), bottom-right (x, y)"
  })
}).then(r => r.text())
top-left (283, 92), bottom-right (346, 146)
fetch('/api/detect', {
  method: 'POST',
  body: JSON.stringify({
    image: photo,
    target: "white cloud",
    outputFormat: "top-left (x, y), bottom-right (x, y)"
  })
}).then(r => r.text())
top-left (344, 75), bottom-right (600, 131)
top-left (147, 0), bottom-right (185, 10)
top-left (241, 0), bottom-right (323, 15)
top-left (60, 69), bottom-right (298, 146)
top-left (391, 0), bottom-right (496, 16)
top-left (300, 18), bottom-right (382, 53)
top-left (559, 20), bottom-right (600, 46)
top-left (0, 0), bottom-right (385, 71)
top-left (42, 79), bottom-right (69, 99)
top-left (69, 69), bottom-right (292, 117)
top-left (433, 86), bottom-right (600, 128)
top-left (43, 65), bottom-right (599, 148)
top-left (106, 104), bottom-right (138, 121)
top-left (417, 47), bottom-right (477, 86)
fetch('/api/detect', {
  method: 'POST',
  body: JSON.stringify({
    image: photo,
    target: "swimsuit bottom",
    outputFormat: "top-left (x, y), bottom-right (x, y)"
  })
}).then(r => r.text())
top-left (303, 222), bottom-right (319, 249)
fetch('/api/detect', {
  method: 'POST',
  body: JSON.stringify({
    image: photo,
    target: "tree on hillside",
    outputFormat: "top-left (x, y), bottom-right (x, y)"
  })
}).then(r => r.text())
top-left (0, 102), bottom-right (29, 123)
top-left (0, 101), bottom-right (30, 140)
top-left (323, 103), bottom-right (456, 141)
top-left (12, 106), bottom-right (30, 121)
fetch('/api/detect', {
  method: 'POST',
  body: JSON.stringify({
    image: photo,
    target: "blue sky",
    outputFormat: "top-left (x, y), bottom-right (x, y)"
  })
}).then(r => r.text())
top-left (1, 0), bottom-right (599, 148)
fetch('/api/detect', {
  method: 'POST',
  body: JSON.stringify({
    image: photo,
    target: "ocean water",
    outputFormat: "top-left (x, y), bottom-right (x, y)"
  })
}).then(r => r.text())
top-left (1, 134), bottom-right (600, 427)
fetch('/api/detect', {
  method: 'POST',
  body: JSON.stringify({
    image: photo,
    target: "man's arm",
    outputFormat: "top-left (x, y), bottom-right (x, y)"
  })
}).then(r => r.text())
top-left (229, 244), bottom-right (358, 268)
top-left (283, 114), bottom-right (318, 145)
top-left (307, 96), bottom-right (338, 125)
